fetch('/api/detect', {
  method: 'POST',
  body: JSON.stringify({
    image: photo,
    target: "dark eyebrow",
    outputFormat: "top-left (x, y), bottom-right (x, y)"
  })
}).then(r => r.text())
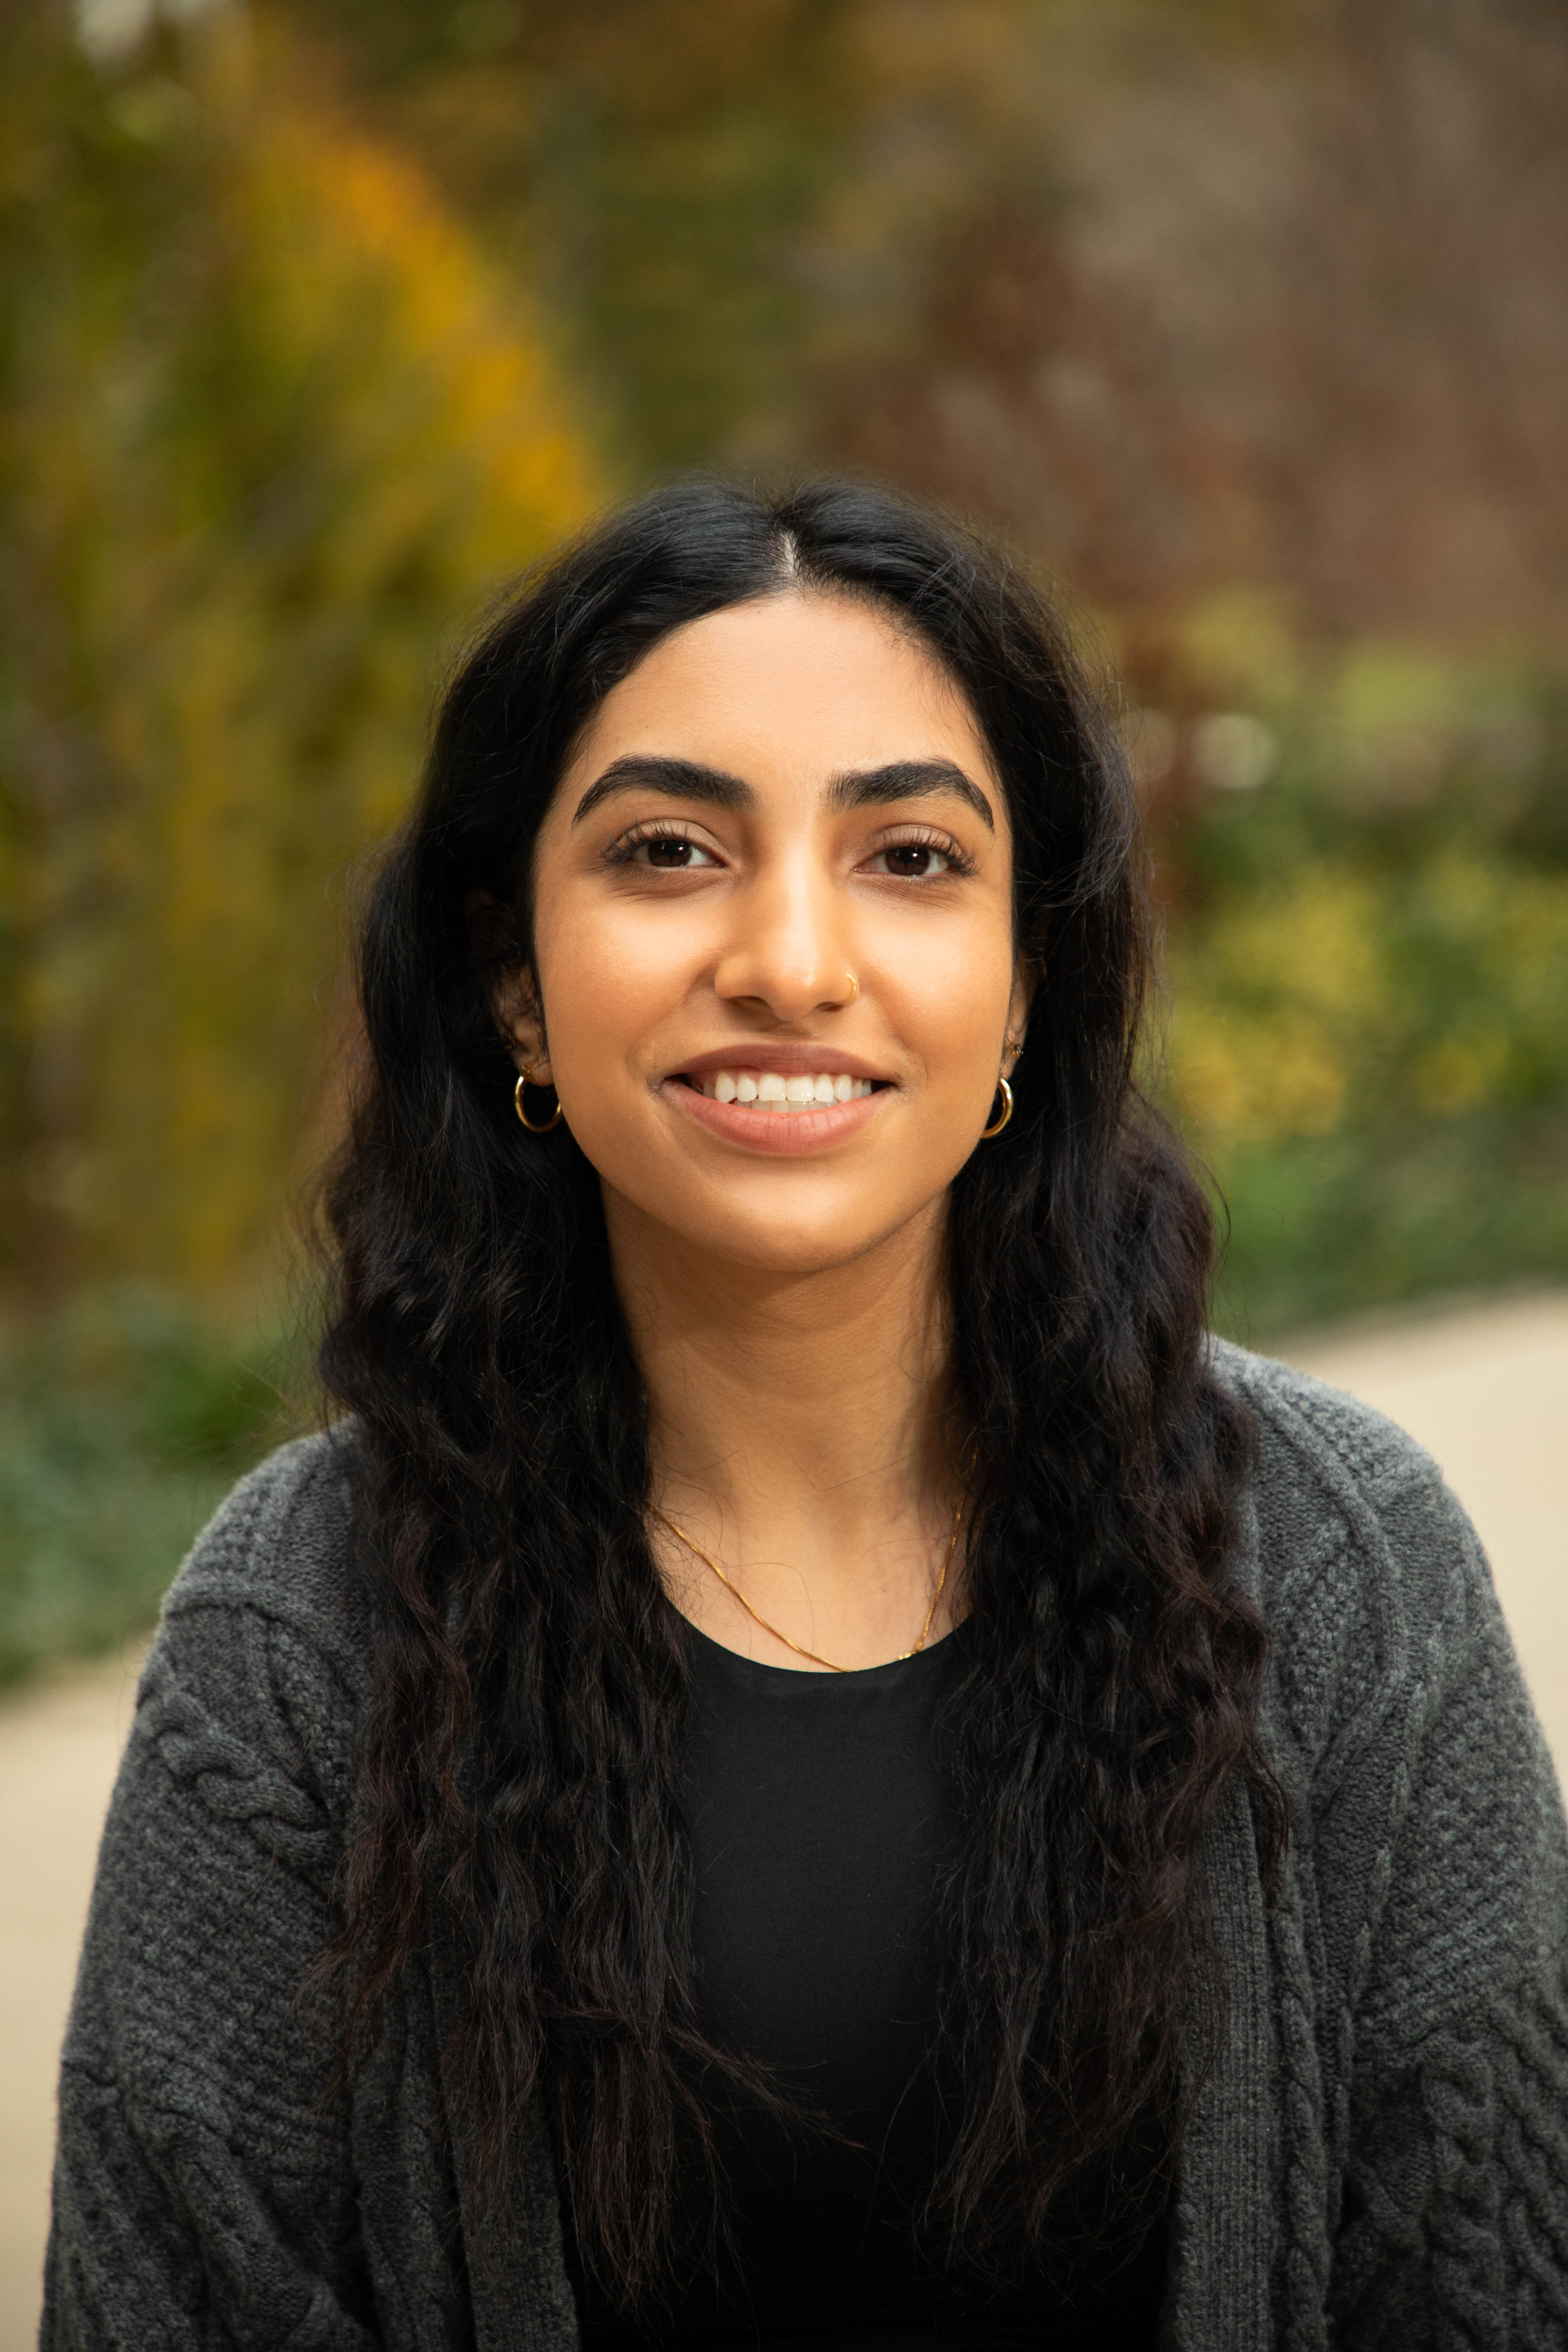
top-left (826, 759), bottom-right (995, 833)
top-left (572, 755), bottom-right (756, 825)
top-left (571, 751), bottom-right (995, 833)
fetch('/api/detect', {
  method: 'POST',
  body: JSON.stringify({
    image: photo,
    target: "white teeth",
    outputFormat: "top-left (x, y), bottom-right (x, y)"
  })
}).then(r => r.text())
top-left (696, 1070), bottom-right (877, 1111)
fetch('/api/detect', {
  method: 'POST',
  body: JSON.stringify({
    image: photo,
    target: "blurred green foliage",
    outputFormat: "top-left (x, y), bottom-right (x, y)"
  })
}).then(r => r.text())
top-left (1160, 646), bottom-right (1568, 1334)
top-left (275, 0), bottom-right (888, 471)
top-left (0, 1289), bottom-right (305, 1684)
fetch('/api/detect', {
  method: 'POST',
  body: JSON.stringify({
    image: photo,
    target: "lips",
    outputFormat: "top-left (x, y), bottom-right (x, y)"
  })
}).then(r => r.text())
top-left (660, 1062), bottom-right (890, 1155)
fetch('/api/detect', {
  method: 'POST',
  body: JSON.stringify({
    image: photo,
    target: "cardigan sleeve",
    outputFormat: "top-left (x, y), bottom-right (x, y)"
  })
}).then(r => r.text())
top-left (1324, 1465), bottom-right (1568, 2351)
top-left (41, 1450), bottom-right (383, 2351)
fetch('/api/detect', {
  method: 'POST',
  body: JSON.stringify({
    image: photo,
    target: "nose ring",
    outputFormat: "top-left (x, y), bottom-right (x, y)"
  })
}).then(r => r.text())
top-left (843, 972), bottom-right (860, 1006)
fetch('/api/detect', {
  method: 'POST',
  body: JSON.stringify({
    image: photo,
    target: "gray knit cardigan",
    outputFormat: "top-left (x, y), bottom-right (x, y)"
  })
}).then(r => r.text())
top-left (42, 1343), bottom-right (1568, 2349)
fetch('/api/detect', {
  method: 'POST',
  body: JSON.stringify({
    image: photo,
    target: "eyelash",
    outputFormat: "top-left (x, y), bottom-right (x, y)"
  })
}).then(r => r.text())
top-left (601, 818), bottom-right (976, 878)
top-left (865, 825), bottom-right (976, 879)
top-left (602, 820), bottom-right (718, 869)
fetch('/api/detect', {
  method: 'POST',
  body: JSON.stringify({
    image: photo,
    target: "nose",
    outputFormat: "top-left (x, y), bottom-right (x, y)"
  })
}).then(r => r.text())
top-left (712, 853), bottom-right (855, 1021)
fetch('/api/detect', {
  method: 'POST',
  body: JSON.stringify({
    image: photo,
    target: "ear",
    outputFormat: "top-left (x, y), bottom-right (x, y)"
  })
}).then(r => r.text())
top-left (466, 891), bottom-right (550, 1084)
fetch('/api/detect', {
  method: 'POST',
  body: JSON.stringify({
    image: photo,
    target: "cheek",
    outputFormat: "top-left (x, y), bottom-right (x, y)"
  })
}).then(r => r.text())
top-left (890, 924), bottom-right (1016, 1082)
top-left (535, 895), bottom-right (687, 1064)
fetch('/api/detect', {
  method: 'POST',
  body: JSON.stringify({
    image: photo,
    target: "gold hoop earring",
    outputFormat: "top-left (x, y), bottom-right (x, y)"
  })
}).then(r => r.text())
top-left (981, 1076), bottom-right (1014, 1139)
top-left (514, 1066), bottom-right (563, 1133)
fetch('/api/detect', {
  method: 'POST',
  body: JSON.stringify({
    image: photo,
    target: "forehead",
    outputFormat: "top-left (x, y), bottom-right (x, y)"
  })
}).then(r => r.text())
top-left (561, 590), bottom-right (1003, 806)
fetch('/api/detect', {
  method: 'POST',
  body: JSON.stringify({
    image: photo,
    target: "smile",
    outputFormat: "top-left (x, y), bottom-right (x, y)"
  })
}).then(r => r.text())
top-left (661, 1062), bottom-right (892, 1154)
top-left (687, 1068), bottom-right (880, 1112)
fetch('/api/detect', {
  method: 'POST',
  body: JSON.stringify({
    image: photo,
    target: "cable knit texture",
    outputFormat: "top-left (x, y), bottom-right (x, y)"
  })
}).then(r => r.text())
top-left (41, 1345), bottom-right (1568, 2348)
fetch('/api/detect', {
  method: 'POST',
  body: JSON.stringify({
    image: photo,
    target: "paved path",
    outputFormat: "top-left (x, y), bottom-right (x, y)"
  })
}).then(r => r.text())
top-left (3, 1292), bottom-right (1565, 2346)
top-left (0, 1640), bottom-right (147, 2348)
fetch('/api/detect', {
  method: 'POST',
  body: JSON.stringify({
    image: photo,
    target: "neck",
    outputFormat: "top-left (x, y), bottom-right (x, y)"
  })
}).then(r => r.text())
top-left (605, 1190), bottom-right (964, 1668)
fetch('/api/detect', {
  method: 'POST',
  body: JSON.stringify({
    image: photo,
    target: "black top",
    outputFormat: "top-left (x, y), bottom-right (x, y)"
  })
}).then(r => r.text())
top-left (569, 1626), bottom-right (1167, 2352)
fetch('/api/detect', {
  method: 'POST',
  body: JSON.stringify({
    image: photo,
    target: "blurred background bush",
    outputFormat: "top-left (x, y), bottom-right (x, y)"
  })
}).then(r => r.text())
top-left (4, 0), bottom-right (1567, 1677)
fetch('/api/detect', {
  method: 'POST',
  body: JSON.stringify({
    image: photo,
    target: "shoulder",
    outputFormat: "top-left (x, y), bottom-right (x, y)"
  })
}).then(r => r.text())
top-left (1211, 1340), bottom-right (1567, 2028)
top-left (1212, 1333), bottom-right (1446, 1513)
top-left (1210, 1333), bottom-right (1473, 1610)
top-left (133, 1423), bottom-right (373, 1827)
top-left (159, 1422), bottom-right (367, 1658)
top-left (1207, 1337), bottom-right (1503, 1785)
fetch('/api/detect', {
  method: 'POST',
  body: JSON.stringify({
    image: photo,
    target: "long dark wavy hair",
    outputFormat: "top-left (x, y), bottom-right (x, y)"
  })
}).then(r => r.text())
top-left (318, 477), bottom-right (1283, 2307)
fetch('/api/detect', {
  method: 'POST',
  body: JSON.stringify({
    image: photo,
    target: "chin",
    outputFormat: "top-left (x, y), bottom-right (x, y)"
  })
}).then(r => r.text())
top-left (673, 1197), bottom-right (940, 1280)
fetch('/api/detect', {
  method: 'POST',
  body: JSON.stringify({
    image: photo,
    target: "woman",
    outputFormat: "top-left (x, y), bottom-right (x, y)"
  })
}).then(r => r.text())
top-left (46, 481), bottom-right (1568, 2350)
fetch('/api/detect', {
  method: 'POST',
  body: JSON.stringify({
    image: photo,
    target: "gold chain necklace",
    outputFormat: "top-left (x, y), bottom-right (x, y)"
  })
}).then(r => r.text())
top-left (651, 1491), bottom-right (968, 1674)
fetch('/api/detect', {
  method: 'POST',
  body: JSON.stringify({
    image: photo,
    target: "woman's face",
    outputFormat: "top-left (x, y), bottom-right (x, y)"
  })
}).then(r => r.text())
top-left (510, 590), bottom-right (1028, 1277)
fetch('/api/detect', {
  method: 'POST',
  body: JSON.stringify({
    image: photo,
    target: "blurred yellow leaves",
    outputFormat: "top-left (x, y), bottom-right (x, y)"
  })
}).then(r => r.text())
top-left (233, 113), bottom-right (590, 668)
top-left (1166, 853), bottom-right (1568, 1155)
top-left (1165, 874), bottom-right (1377, 1146)
top-left (3, 30), bottom-right (597, 1295)
top-left (1171, 1014), bottom-right (1347, 1144)
top-left (1412, 1035), bottom-right (1506, 1114)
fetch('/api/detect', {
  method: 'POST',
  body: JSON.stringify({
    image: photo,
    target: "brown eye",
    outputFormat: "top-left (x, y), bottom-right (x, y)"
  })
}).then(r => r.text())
top-left (868, 841), bottom-right (955, 878)
top-left (627, 835), bottom-right (718, 869)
